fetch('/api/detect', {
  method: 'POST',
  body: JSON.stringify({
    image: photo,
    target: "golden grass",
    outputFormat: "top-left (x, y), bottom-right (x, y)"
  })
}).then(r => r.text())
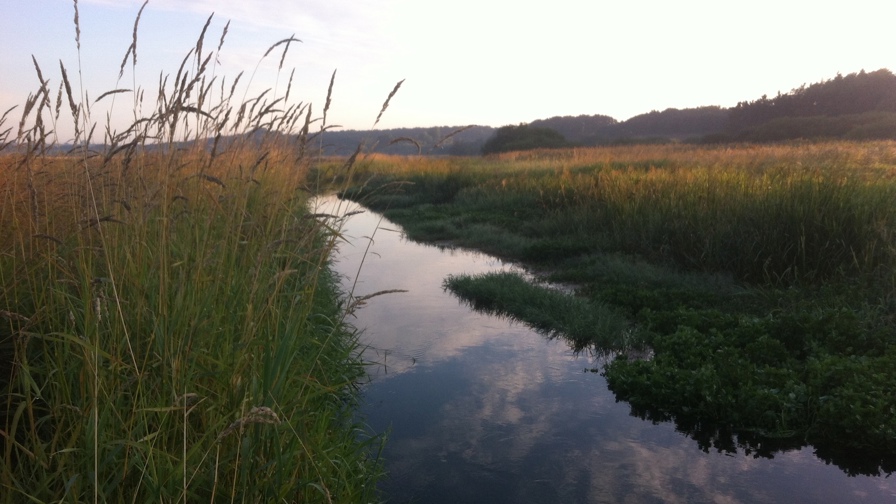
top-left (0, 3), bottom-right (389, 501)
top-left (345, 140), bottom-right (896, 286)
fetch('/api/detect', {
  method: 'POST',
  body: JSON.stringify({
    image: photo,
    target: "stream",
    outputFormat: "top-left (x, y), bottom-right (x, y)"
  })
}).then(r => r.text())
top-left (314, 195), bottom-right (896, 503)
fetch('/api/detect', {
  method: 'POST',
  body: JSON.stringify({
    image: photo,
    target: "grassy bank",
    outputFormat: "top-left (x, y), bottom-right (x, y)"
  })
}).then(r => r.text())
top-left (0, 9), bottom-right (383, 502)
top-left (444, 271), bottom-right (629, 351)
top-left (343, 143), bottom-right (896, 473)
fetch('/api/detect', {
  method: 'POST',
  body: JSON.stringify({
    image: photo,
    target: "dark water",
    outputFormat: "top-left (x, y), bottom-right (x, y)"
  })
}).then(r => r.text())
top-left (315, 196), bottom-right (896, 504)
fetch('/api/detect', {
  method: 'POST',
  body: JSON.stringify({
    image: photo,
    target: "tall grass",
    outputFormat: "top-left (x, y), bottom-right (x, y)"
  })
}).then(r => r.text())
top-left (524, 160), bottom-right (896, 284)
top-left (0, 5), bottom-right (383, 502)
top-left (347, 142), bottom-right (896, 287)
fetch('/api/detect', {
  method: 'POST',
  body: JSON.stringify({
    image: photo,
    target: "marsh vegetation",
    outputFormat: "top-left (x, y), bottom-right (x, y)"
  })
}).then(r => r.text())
top-left (342, 143), bottom-right (896, 473)
top-left (4, 2), bottom-right (896, 501)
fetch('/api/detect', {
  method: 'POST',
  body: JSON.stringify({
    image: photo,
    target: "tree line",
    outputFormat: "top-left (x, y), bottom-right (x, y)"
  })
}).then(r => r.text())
top-left (274, 68), bottom-right (896, 156)
top-left (484, 69), bottom-right (896, 153)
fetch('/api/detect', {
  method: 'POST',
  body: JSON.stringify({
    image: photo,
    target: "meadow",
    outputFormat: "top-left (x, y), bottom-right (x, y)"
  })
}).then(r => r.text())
top-left (0, 8), bottom-right (384, 502)
top-left (342, 142), bottom-right (896, 468)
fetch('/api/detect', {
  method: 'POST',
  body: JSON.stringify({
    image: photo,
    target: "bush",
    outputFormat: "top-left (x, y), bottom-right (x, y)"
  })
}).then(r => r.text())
top-left (481, 124), bottom-right (570, 154)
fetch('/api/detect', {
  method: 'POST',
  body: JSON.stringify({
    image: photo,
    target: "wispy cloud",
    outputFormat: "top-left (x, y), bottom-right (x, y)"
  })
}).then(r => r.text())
top-left (9, 0), bottom-right (896, 133)
top-left (84, 0), bottom-right (397, 54)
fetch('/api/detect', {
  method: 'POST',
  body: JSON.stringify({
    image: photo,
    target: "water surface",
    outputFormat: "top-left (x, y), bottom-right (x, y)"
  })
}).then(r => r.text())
top-left (315, 196), bottom-right (896, 504)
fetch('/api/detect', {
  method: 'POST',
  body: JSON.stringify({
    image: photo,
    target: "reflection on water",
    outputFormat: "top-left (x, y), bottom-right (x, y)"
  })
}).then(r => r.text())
top-left (313, 195), bottom-right (896, 504)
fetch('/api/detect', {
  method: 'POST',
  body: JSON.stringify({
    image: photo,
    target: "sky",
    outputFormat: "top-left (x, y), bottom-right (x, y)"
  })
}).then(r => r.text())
top-left (2, 0), bottom-right (895, 142)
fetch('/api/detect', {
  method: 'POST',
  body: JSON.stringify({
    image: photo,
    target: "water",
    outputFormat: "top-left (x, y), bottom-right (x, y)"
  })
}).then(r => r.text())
top-left (314, 195), bottom-right (896, 503)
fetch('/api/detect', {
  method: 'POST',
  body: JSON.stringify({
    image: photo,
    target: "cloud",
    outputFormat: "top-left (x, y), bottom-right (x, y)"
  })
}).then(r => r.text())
top-left (83, 0), bottom-right (397, 55)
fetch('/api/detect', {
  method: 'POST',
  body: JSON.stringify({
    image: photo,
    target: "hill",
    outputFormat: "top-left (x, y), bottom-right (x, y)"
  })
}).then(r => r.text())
top-left (725, 69), bottom-right (896, 142)
top-left (315, 125), bottom-right (495, 156)
top-left (29, 68), bottom-right (896, 157)
top-left (332, 68), bottom-right (896, 154)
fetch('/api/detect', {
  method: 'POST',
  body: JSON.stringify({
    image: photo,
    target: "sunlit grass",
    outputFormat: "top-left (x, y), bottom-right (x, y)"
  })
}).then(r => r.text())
top-left (346, 142), bottom-right (896, 286)
top-left (0, 5), bottom-right (385, 502)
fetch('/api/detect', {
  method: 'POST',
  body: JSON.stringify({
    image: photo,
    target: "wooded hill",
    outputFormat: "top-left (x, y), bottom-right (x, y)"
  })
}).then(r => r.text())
top-left (314, 68), bottom-right (896, 155)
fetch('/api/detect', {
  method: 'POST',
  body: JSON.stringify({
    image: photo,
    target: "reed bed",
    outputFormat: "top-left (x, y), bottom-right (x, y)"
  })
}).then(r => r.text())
top-left (0, 5), bottom-right (382, 502)
top-left (348, 142), bottom-right (896, 287)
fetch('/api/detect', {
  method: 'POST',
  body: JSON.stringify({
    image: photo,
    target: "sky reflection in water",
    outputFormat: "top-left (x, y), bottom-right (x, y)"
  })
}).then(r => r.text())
top-left (315, 196), bottom-right (896, 504)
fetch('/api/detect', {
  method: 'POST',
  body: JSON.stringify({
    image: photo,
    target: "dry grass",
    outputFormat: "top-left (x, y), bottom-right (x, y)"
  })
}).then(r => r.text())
top-left (0, 3), bottom-right (388, 502)
top-left (346, 141), bottom-right (896, 286)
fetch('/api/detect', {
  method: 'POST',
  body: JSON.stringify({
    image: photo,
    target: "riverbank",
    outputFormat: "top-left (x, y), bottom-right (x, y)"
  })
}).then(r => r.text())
top-left (341, 142), bottom-right (896, 473)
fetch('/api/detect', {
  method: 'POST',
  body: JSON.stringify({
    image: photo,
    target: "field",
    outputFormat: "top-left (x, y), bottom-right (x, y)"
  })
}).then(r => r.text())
top-left (341, 142), bottom-right (896, 472)
top-left (0, 11), bottom-right (383, 503)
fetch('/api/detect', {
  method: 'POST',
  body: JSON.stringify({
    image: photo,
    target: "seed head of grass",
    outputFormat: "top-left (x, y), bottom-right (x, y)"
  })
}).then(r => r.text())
top-left (217, 406), bottom-right (282, 441)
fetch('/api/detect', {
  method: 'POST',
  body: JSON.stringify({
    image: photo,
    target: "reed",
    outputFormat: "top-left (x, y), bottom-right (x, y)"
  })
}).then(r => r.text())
top-left (0, 4), bottom-right (383, 502)
top-left (346, 142), bottom-right (896, 286)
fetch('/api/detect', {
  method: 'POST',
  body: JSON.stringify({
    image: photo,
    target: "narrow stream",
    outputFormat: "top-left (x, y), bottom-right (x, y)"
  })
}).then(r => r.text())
top-left (315, 195), bottom-right (896, 504)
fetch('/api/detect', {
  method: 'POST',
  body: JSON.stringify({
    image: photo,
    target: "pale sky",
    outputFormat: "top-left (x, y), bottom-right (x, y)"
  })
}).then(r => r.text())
top-left (2, 0), bottom-right (894, 142)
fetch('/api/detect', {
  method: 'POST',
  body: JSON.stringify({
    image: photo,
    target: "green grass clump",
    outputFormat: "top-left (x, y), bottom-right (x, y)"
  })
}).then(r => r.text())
top-left (444, 271), bottom-right (630, 350)
top-left (0, 6), bottom-right (384, 502)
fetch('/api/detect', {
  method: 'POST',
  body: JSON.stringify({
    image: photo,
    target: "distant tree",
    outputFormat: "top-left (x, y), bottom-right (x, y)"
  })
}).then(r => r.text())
top-left (728, 68), bottom-right (896, 133)
top-left (613, 106), bottom-right (728, 140)
top-left (529, 114), bottom-right (618, 143)
top-left (741, 111), bottom-right (896, 142)
top-left (481, 124), bottom-right (570, 155)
